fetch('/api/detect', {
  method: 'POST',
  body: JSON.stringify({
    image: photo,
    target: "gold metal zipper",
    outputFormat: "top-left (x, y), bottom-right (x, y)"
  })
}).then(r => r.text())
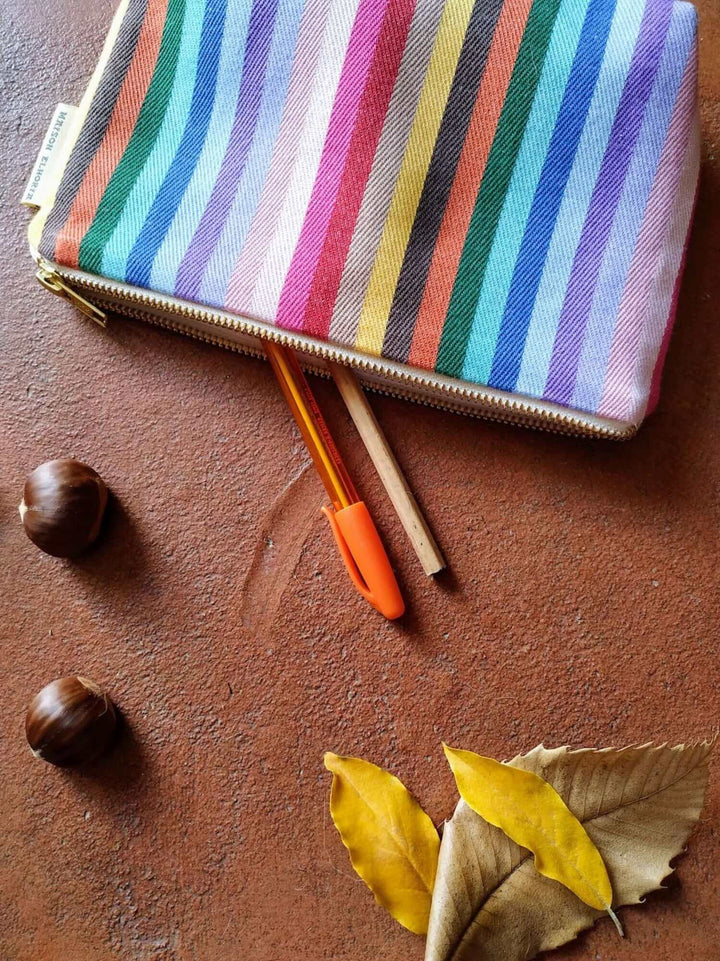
top-left (35, 259), bottom-right (636, 440)
top-left (37, 265), bottom-right (108, 327)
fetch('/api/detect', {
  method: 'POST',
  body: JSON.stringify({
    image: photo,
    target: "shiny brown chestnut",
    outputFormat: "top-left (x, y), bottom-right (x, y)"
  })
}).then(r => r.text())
top-left (19, 459), bottom-right (108, 557)
top-left (25, 676), bottom-right (117, 767)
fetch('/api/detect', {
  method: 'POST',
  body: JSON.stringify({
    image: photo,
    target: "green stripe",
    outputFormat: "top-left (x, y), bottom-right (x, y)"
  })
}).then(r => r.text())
top-left (435, 0), bottom-right (564, 377)
top-left (79, 0), bottom-right (187, 274)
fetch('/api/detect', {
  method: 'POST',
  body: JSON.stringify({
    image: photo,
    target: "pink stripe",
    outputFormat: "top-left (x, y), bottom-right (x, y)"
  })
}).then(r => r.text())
top-left (223, 0), bottom-right (333, 310)
top-left (646, 171), bottom-right (698, 415)
top-left (274, 0), bottom-right (389, 331)
top-left (646, 239), bottom-right (688, 414)
top-left (597, 49), bottom-right (697, 421)
top-left (299, 0), bottom-right (415, 341)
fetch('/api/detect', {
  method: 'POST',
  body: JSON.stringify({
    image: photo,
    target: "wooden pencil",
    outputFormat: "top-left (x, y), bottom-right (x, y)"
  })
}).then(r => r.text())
top-left (329, 362), bottom-right (446, 576)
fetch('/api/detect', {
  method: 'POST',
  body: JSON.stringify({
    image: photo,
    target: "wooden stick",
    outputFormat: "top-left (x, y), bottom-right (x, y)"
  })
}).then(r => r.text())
top-left (329, 362), bottom-right (446, 576)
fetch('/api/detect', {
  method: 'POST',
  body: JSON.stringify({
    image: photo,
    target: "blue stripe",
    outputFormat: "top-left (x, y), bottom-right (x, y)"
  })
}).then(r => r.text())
top-left (198, 0), bottom-right (305, 306)
top-left (100, 0), bottom-right (207, 281)
top-left (148, 0), bottom-right (253, 295)
top-left (125, 0), bottom-right (228, 287)
top-left (571, 2), bottom-right (694, 412)
top-left (488, 0), bottom-right (617, 392)
top-left (515, 0), bottom-right (645, 399)
top-left (460, 0), bottom-right (590, 385)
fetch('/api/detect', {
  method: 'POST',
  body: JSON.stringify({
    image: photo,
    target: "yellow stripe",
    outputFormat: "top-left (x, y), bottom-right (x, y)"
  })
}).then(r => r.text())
top-left (28, 0), bottom-right (132, 254)
top-left (354, 0), bottom-right (475, 355)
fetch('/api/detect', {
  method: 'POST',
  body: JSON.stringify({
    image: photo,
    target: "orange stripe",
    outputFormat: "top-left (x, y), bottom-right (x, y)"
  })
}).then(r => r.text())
top-left (408, 0), bottom-right (534, 370)
top-left (55, 0), bottom-right (169, 267)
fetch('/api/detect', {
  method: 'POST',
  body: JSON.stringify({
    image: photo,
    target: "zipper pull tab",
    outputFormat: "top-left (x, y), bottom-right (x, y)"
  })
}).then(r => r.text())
top-left (36, 266), bottom-right (107, 328)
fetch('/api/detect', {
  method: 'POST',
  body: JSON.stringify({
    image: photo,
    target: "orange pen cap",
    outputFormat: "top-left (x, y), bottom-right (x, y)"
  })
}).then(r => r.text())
top-left (322, 501), bottom-right (405, 620)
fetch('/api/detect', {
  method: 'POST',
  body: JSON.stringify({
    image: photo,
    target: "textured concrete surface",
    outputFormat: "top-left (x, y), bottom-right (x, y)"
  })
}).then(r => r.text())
top-left (1, 2), bottom-right (718, 959)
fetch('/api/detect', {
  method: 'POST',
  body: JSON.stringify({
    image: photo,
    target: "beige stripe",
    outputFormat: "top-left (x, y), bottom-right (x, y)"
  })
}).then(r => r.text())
top-left (355, 0), bottom-right (476, 356)
top-left (328, 0), bottom-right (447, 345)
top-left (28, 0), bottom-right (132, 254)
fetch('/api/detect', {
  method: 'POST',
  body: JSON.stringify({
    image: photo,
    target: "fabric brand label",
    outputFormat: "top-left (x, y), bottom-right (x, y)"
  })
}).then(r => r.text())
top-left (21, 103), bottom-right (77, 208)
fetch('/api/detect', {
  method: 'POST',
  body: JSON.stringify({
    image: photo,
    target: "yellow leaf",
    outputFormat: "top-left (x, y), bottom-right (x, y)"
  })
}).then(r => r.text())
top-left (324, 752), bottom-right (440, 935)
top-left (443, 744), bottom-right (614, 916)
top-left (428, 742), bottom-right (713, 961)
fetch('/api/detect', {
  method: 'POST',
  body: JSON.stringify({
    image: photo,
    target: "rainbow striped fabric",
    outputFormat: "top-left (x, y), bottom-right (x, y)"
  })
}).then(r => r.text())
top-left (40, 0), bottom-right (699, 425)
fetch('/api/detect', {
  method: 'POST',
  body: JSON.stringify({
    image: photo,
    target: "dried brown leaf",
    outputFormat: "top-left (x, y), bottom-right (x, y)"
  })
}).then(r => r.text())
top-left (425, 742), bottom-right (713, 961)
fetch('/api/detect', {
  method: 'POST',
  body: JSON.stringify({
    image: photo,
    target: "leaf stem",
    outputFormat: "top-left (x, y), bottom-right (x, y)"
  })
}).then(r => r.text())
top-left (606, 904), bottom-right (624, 938)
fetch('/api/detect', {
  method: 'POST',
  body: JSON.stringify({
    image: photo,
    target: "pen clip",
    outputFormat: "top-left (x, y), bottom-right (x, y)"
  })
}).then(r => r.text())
top-left (321, 502), bottom-right (404, 620)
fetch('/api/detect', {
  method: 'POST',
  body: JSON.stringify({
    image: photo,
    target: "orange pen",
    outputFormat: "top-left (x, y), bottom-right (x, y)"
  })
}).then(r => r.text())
top-left (264, 341), bottom-right (404, 620)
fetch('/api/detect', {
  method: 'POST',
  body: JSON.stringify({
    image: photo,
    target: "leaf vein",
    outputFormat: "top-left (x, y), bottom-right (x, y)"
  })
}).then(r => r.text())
top-left (446, 748), bottom-right (708, 961)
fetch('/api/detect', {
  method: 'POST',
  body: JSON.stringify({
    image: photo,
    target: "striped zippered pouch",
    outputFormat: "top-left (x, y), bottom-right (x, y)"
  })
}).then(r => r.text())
top-left (28, 0), bottom-right (699, 438)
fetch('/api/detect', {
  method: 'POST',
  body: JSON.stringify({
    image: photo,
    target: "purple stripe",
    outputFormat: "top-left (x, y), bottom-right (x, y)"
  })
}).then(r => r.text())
top-left (543, 0), bottom-right (673, 406)
top-left (174, 0), bottom-right (279, 301)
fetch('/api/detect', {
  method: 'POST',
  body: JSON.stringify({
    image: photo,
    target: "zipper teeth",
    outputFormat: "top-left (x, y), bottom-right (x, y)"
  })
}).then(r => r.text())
top-left (46, 263), bottom-right (636, 440)
top-left (90, 298), bottom-right (570, 428)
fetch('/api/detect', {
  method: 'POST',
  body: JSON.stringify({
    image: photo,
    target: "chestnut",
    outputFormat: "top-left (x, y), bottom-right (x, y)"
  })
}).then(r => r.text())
top-left (19, 459), bottom-right (108, 557)
top-left (25, 676), bottom-right (117, 767)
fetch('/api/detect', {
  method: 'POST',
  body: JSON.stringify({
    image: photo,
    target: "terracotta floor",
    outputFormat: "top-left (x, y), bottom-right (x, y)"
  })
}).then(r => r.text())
top-left (1, 2), bottom-right (718, 959)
